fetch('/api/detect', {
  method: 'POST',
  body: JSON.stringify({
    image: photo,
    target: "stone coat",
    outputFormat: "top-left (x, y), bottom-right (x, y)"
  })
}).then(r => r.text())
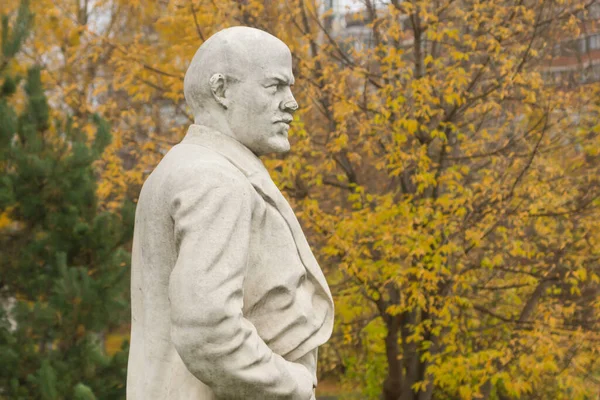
top-left (126, 125), bottom-right (334, 399)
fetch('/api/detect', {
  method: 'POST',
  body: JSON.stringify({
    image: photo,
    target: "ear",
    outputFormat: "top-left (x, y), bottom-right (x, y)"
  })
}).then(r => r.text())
top-left (209, 73), bottom-right (229, 109)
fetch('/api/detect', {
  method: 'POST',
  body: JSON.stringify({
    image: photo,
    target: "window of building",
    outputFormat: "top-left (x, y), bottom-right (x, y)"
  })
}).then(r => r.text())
top-left (589, 34), bottom-right (600, 50)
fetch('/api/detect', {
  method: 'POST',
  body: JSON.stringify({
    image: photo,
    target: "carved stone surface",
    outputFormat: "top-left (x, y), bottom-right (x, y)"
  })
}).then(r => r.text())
top-left (126, 26), bottom-right (334, 400)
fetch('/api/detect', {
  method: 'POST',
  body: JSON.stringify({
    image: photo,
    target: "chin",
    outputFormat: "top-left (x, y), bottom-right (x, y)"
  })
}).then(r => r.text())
top-left (271, 139), bottom-right (290, 154)
top-left (270, 136), bottom-right (291, 153)
top-left (255, 136), bottom-right (290, 155)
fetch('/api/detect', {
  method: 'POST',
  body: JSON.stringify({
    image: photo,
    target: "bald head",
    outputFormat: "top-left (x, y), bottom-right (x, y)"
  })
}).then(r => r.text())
top-left (184, 26), bottom-right (291, 118)
top-left (183, 26), bottom-right (298, 155)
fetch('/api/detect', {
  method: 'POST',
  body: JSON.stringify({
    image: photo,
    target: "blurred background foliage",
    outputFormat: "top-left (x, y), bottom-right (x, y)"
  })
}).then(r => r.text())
top-left (1, 0), bottom-right (599, 399)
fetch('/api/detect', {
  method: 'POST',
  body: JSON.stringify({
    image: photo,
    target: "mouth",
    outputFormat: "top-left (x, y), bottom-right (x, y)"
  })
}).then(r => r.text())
top-left (273, 116), bottom-right (293, 125)
top-left (273, 123), bottom-right (290, 137)
top-left (274, 121), bottom-right (291, 134)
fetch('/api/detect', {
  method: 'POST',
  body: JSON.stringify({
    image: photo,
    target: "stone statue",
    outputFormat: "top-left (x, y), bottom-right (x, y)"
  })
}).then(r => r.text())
top-left (126, 26), bottom-right (334, 399)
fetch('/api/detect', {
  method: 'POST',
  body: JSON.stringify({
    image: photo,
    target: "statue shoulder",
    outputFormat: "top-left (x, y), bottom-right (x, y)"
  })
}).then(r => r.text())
top-left (165, 144), bottom-right (250, 191)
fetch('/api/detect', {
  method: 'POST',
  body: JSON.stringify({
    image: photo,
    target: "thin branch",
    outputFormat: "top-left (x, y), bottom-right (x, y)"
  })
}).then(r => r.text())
top-left (189, 1), bottom-right (205, 41)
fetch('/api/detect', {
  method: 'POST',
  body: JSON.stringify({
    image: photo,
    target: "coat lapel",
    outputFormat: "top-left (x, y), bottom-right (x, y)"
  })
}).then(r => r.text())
top-left (180, 125), bottom-right (333, 301)
top-left (246, 172), bottom-right (332, 299)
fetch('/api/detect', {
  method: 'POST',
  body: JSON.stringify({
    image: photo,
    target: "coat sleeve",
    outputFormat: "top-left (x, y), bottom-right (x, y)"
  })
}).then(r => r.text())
top-left (167, 165), bottom-right (314, 400)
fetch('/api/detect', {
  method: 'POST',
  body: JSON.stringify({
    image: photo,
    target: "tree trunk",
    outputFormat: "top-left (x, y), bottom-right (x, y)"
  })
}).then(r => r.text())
top-left (383, 315), bottom-right (403, 400)
top-left (401, 310), bottom-right (419, 400)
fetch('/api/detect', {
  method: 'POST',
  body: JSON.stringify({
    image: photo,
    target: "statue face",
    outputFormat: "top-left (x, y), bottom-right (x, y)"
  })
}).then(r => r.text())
top-left (225, 45), bottom-right (297, 156)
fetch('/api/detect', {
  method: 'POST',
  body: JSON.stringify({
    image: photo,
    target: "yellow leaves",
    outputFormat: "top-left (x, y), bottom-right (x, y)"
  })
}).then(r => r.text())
top-left (491, 254), bottom-right (503, 267)
top-left (565, 14), bottom-right (581, 37)
top-left (105, 331), bottom-right (128, 356)
top-left (67, 28), bottom-right (81, 47)
top-left (410, 240), bottom-right (429, 258)
top-left (450, 50), bottom-right (469, 62)
top-left (415, 171), bottom-right (437, 194)
top-left (572, 268), bottom-right (587, 282)
top-left (444, 92), bottom-right (462, 106)
top-left (465, 228), bottom-right (482, 249)
top-left (0, 207), bottom-right (15, 231)
top-left (524, 90), bottom-right (537, 104)
top-left (444, 28), bottom-right (460, 41)
top-left (506, 375), bottom-right (533, 398)
top-left (429, 129), bottom-right (446, 141)
top-left (381, 46), bottom-right (406, 68)
top-left (386, 304), bottom-right (403, 316)
top-left (404, 119), bottom-right (419, 135)
top-left (435, 194), bottom-right (452, 210)
top-left (411, 380), bottom-right (429, 393)
top-left (331, 133), bottom-right (348, 152)
top-left (142, 141), bottom-right (156, 152)
top-left (457, 385), bottom-right (474, 400)
top-left (423, 54), bottom-right (434, 66)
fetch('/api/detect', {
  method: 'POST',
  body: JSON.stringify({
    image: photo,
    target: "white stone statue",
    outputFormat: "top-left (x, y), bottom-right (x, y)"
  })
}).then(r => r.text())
top-left (126, 26), bottom-right (334, 400)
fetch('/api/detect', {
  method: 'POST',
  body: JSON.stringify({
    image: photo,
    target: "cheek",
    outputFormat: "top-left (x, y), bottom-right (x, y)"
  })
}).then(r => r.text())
top-left (230, 85), bottom-right (276, 128)
top-left (242, 86), bottom-right (274, 113)
top-left (255, 93), bottom-right (274, 113)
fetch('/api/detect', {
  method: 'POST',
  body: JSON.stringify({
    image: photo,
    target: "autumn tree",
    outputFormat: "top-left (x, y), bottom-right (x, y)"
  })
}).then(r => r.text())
top-left (8, 0), bottom-right (600, 399)
top-left (277, 1), bottom-right (600, 399)
top-left (0, 2), bottom-right (133, 398)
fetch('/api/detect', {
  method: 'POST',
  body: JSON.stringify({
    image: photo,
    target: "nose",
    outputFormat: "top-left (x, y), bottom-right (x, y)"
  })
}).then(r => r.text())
top-left (280, 92), bottom-right (298, 113)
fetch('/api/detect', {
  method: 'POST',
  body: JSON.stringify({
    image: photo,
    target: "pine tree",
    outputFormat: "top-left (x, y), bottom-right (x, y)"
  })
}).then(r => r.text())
top-left (0, 2), bottom-right (133, 399)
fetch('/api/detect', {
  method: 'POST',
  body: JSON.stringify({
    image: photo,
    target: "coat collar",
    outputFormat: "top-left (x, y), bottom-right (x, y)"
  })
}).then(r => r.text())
top-left (181, 124), bottom-right (268, 179)
top-left (180, 124), bottom-right (281, 207)
top-left (180, 124), bottom-right (333, 302)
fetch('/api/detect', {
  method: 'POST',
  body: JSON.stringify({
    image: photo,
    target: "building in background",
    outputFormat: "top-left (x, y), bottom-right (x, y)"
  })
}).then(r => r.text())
top-left (542, 3), bottom-right (600, 86)
top-left (323, 1), bottom-right (600, 87)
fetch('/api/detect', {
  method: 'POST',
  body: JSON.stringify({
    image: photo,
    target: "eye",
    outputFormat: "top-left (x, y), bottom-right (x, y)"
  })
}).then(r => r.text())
top-left (266, 82), bottom-right (289, 93)
top-left (266, 84), bottom-right (279, 93)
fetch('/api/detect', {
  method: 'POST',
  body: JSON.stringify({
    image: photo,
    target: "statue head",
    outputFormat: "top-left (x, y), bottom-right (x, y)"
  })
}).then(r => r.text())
top-left (184, 26), bottom-right (298, 156)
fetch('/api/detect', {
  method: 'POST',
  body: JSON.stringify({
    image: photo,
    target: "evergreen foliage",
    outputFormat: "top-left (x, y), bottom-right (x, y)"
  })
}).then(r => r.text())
top-left (0, 2), bottom-right (133, 399)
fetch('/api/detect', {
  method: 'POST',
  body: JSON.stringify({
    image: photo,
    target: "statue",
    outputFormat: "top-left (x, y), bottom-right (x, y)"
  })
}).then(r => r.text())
top-left (126, 26), bottom-right (334, 399)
